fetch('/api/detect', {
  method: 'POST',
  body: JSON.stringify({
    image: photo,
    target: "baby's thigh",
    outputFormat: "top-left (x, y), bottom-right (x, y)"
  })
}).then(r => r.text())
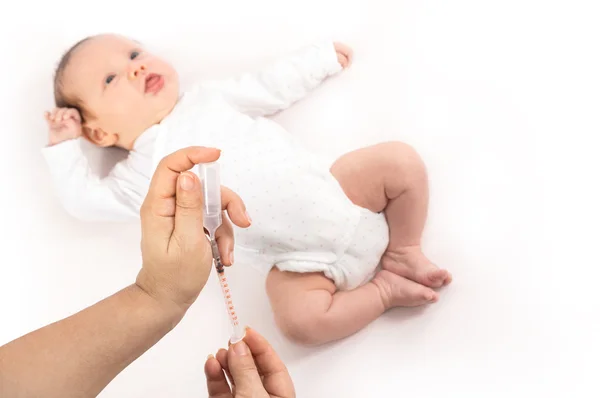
top-left (266, 268), bottom-right (335, 339)
top-left (266, 268), bottom-right (335, 312)
top-left (330, 143), bottom-right (393, 212)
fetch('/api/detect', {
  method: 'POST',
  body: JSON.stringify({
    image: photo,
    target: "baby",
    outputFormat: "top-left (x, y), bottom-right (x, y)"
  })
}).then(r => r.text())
top-left (43, 34), bottom-right (452, 346)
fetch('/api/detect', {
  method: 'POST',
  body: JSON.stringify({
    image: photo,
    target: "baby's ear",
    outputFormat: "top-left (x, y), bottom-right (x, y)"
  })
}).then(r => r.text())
top-left (82, 125), bottom-right (118, 147)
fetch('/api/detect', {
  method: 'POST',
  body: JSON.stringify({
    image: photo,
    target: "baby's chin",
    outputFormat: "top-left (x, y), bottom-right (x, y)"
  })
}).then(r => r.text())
top-left (152, 93), bottom-right (179, 124)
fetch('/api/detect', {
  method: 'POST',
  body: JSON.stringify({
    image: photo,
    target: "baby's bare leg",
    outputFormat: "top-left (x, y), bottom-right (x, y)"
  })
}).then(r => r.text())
top-left (331, 142), bottom-right (452, 289)
top-left (266, 268), bottom-right (433, 346)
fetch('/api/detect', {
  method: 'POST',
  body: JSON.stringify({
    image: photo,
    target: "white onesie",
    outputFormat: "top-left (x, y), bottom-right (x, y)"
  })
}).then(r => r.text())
top-left (42, 41), bottom-right (389, 291)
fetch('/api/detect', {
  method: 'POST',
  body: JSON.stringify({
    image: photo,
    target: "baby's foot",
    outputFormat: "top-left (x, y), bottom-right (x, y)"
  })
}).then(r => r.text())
top-left (372, 270), bottom-right (438, 309)
top-left (381, 245), bottom-right (452, 288)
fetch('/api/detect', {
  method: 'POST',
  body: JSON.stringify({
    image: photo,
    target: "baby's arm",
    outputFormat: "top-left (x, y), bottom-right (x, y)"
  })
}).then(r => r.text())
top-left (42, 109), bottom-right (138, 222)
top-left (42, 141), bottom-right (138, 222)
top-left (206, 41), bottom-right (352, 117)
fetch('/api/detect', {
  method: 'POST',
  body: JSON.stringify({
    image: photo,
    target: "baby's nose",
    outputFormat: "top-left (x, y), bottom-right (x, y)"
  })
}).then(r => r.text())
top-left (129, 63), bottom-right (147, 80)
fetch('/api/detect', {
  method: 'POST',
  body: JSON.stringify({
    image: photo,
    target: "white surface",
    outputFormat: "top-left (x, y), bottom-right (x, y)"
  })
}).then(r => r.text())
top-left (1, 0), bottom-right (599, 397)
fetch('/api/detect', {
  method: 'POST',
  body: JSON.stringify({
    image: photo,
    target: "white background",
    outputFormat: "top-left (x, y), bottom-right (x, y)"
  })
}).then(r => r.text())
top-left (1, 0), bottom-right (599, 397)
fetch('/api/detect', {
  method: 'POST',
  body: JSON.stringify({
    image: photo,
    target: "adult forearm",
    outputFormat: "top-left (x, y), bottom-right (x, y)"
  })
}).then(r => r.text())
top-left (0, 283), bottom-right (184, 398)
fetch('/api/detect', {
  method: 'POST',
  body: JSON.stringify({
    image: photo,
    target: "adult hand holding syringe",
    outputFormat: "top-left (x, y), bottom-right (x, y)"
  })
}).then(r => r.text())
top-left (0, 147), bottom-right (295, 398)
top-left (197, 161), bottom-right (249, 344)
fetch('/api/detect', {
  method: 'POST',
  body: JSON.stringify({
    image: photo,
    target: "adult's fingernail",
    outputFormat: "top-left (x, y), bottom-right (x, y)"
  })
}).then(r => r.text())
top-left (229, 250), bottom-right (234, 264)
top-left (180, 174), bottom-right (194, 190)
top-left (245, 211), bottom-right (252, 224)
top-left (207, 354), bottom-right (214, 360)
top-left (233, 341), bottom-right (249, 356)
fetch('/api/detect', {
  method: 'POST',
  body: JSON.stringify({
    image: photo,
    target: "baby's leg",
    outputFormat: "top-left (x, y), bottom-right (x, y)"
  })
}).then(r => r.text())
top-left (331, 141), bottom-right (452, 288)
top-left (266, 267), bottom-right (433, 346)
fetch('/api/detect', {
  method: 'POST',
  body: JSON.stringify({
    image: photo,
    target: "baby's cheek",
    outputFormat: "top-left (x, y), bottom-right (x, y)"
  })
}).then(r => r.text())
top-left (113, 97), bottom-right (144, 118)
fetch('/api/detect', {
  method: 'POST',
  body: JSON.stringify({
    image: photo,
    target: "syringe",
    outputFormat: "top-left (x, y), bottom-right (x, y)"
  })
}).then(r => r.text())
top-left (196, 161), bottom-right (246, 344)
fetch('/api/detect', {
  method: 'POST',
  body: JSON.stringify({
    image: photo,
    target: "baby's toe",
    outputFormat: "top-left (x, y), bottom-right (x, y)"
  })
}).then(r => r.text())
top-left (422, 289), bottom-right (437, 302)
top-left (426, 290), bottom-right (439, 303)
top-left (443, 272), bottom-right (453, 286)
top-left (426, 269), bottom-right (449, 288)
top-left (406, 284), bottom-right (438, 306)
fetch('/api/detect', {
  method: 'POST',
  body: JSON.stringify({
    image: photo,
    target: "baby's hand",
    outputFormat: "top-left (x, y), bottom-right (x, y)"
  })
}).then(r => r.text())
top-left (334, 42), bottom-right (353, 68)
top-left (44, 108), bottom-right (83, 146)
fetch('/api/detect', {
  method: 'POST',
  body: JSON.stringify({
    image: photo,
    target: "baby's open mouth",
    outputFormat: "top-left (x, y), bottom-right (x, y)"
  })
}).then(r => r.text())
top-left (145, 74), bottom-right (164, 94)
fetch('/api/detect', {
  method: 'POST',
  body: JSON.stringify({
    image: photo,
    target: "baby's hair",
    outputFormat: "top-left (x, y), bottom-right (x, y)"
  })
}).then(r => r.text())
top-left (53, 36), bottom-right (94, 122)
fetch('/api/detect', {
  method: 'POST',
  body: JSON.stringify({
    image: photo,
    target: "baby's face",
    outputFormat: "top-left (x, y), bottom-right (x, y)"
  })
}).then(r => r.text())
top-left (63, 34), bottom-right (180, 148)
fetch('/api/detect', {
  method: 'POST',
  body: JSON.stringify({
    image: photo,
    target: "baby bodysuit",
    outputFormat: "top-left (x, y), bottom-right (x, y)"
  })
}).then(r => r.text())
top-left (42, 41), bottom-right (389, 290)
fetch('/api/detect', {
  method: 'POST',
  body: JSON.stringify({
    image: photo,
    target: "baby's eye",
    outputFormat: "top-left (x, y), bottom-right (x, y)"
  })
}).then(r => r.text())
top-left (130, 51), bottom-right (140, 60)
top-left (105, 74), bottom-right (116, 84)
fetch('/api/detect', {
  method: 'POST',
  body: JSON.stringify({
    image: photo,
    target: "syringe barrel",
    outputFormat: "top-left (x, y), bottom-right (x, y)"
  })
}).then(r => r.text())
top-left (216, 269), bottom-right (246, 344)
top-left (196, 162), bottom-right (222, 235)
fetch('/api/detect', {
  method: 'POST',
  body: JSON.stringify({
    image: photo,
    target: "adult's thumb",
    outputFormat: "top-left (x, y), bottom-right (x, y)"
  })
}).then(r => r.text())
top-left (173, 171), bottom-right (205, 247)
top-left (228, 341), bottom-right (266, 396)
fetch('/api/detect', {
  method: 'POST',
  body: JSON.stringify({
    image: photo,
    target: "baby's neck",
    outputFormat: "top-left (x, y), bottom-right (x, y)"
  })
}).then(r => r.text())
top-left (126, 100), bottom-right (180, 151)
